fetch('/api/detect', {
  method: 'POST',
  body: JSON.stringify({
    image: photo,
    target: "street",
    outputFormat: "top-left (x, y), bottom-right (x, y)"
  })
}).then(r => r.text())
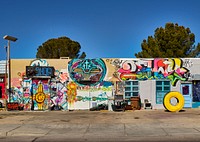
top-left (0, 109), bottom-right (200, 142)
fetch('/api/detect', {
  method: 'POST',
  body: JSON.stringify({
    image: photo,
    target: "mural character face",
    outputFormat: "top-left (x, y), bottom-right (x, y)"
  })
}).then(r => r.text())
top-left (68, 59), bottom-right (107, 86)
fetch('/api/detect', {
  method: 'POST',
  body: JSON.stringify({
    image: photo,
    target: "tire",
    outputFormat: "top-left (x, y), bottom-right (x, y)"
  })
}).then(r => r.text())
top-left (163, 91), bottom-right (184, 112)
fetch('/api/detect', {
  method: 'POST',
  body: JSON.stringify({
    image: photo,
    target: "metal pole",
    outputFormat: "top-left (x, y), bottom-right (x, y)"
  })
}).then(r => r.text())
top-left (7, 40), bottom-right (11, 102)
top-left (3, 35), bottom-right (17, 103)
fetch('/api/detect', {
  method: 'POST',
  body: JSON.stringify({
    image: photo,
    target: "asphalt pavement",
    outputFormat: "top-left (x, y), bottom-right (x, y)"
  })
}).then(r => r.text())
top-left (0, 109), bottom-right (200, 142)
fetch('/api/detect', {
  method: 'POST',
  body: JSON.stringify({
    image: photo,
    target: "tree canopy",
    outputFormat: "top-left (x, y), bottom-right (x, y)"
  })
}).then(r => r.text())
top-left (36, 36), bottom-right (86, 59)
top-left (135, 23), bottom-right (200, 58)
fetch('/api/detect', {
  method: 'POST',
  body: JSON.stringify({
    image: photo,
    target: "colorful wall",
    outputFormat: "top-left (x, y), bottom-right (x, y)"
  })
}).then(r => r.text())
top-left (4, 58), bottom-right (200, 110)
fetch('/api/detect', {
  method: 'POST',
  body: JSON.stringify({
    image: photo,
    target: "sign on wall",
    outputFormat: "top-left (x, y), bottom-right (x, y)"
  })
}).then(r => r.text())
top-left (26, 66), bottom-right (55, 78)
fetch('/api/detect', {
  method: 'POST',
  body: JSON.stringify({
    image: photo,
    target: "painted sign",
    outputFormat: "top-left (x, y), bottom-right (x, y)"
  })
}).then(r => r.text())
top-left (68, 59), bottom-right (107, 86)
top-left (26, 66), bottom-right (55, 77)
top-left (7, 102), bottom-right (19, 110)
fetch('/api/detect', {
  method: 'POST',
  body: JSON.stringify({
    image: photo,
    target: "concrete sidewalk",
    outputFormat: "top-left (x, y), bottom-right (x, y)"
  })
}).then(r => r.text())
top-left (0, 109), bottom-right (200, 141)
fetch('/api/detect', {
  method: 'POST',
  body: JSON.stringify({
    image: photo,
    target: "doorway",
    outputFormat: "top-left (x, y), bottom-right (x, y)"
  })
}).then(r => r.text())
top-left (0, 83), bottom-right (5, 99)
top-left (180, 83), bottom-right (192, 108)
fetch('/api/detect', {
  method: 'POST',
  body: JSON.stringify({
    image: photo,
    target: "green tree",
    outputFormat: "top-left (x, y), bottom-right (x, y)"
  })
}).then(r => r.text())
top-left (36, 36), bottom-right (86, 59)
top-left (135, 23), bottom-right (200, 58)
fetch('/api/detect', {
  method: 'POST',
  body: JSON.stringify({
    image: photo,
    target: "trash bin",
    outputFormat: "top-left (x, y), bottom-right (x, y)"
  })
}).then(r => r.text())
top-left (130, 96), bottom-right (141, 110)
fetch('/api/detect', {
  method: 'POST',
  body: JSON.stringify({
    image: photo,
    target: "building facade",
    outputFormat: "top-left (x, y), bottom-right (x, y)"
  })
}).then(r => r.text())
top-left (0, 61), bottom-right (7, 108)
top-left (1, 58), bottom-right (200, 111)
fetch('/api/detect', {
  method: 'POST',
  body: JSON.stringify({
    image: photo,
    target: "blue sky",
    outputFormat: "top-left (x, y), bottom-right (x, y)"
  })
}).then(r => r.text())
top-left (1, 0), bottom-right (200, 60)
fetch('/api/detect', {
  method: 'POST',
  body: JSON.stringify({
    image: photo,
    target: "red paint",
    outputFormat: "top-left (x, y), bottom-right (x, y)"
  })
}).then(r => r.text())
top-left (0, 82), bottom-right (6, 99)
top-left (7, 102), bottom-right (19, 110)
top-left (32, 78), bottom-right (48, 84)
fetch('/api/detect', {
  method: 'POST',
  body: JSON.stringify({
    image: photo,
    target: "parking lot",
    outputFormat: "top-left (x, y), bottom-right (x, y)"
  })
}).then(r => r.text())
top-left (0, 109), bottom-right (200, 141)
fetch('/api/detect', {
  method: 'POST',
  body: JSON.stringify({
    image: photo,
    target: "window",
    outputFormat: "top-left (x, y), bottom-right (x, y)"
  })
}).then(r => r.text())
top-left (124, 81), bottom-right (139, 99)
top-left (182, 85), bottom-right (189, 95)
top-left (156, 80), bottom-right (170, 104)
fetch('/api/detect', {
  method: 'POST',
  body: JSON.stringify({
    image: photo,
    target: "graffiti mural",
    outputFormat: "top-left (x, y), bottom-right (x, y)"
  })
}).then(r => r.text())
top-left (112, 58), bottom-right (190, 86)
top-left (54, 69), bottom-right (69, 83)
top-left (77, 81), bottom-right (112, 92)
top-left (116, 81), bottom-right (124, 95)
top-left (34, 84), bottom-right (47, 109)
top-left (32, 79), bottom-right (49, 110)
top-left (49, 81), bottom-right (68, 110)
top-left (49, 68), bottom-right (69, 110)
top-left (67, 82), bottom-right (77, 109)
top-left (74, 81), bottom-right (112, 109)
top-left (12, 87), bottom-right (23, 104)
top-left (22, 79), bottom-right (32, 110)
top-left (183, 59), bottom-right (193, 68)
top-left (30, 59), bottom-right (49, 66)
top-left (7, 102), bottom-right (21, 110)
top-left (193, 81), bottom-right (200, 102)
top-left (68, 59), bottom-right (107, 86)
top-left (8, 58), bottom-right (199, 111)
top-left (76, 92), bottom-right (108, 102)
top-left (9, 77), bottom-right (32, 110)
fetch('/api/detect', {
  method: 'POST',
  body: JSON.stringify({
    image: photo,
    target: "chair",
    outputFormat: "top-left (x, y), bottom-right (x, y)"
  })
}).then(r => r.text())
top-left (144, 99), bottom-right (152, 109)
